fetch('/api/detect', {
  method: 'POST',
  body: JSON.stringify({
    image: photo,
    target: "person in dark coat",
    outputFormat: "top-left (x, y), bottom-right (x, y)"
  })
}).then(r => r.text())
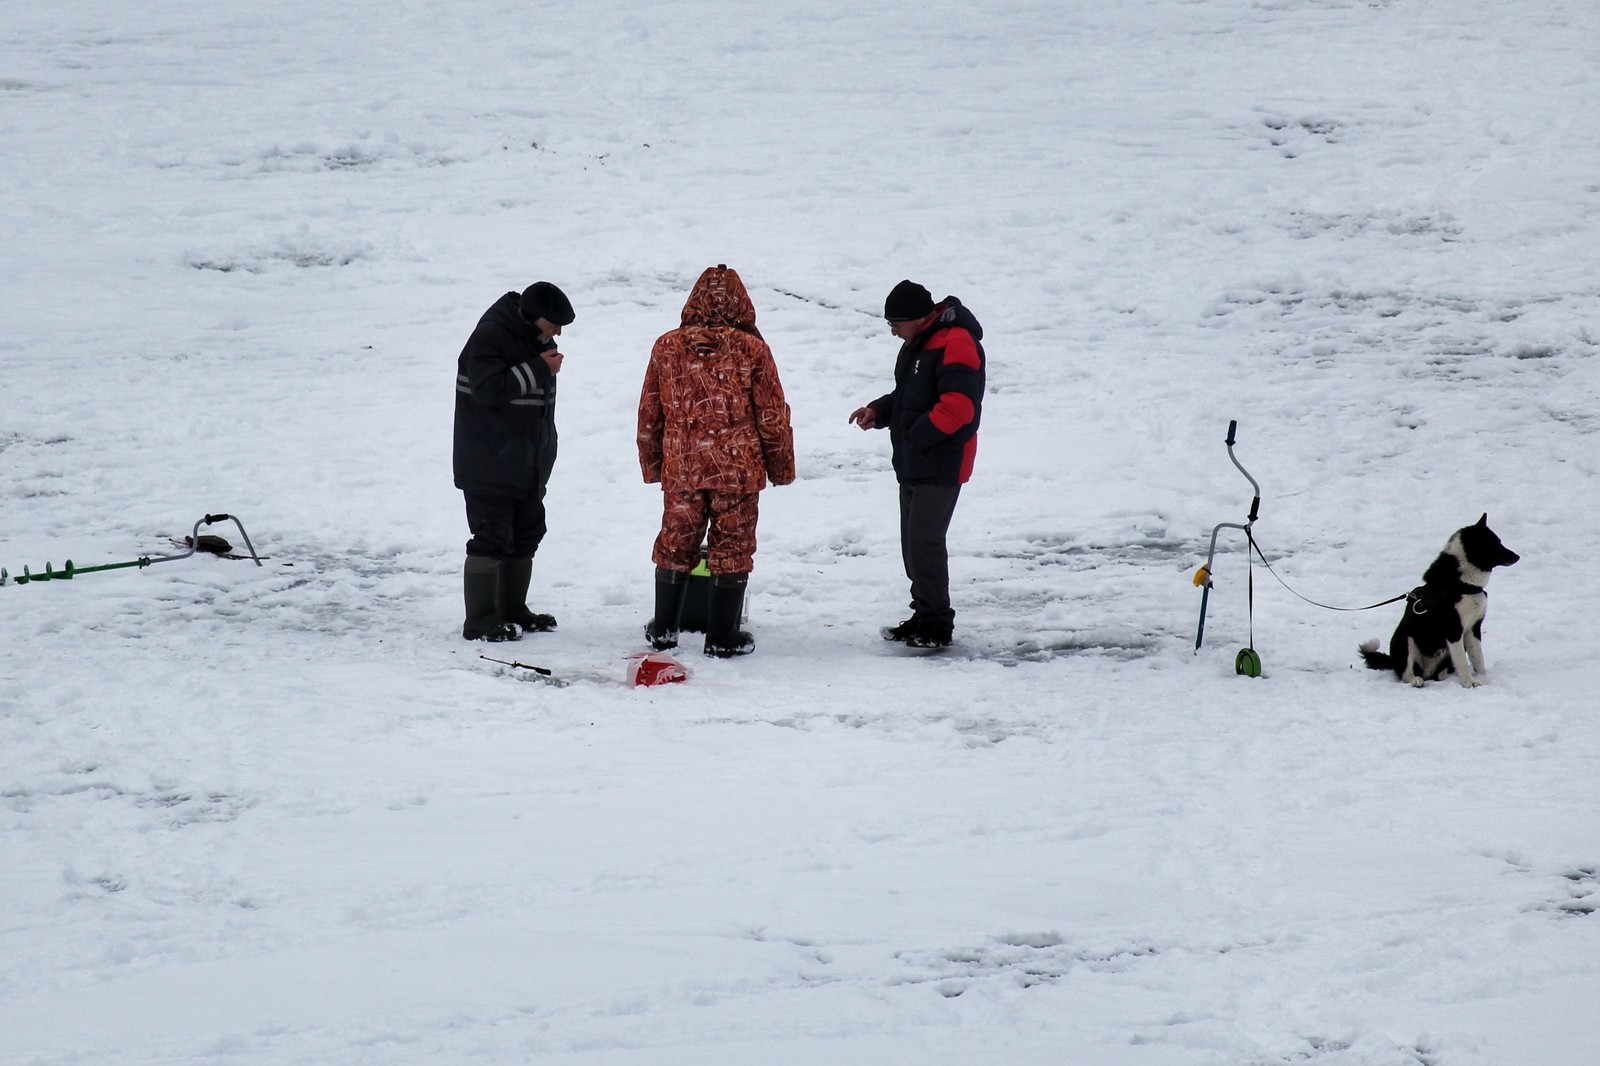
top-left (849, 280), bottom-right (986, 649)
top-left (452, 281), bottom-right (575, 642)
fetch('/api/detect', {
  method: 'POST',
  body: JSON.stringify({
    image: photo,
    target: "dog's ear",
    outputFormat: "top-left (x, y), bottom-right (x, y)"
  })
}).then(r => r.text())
top-left (1476, 513), bottom-right (1488, 527)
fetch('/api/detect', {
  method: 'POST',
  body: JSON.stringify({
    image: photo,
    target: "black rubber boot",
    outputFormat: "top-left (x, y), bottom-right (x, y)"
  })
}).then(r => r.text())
top-left (645, 567), bottom-right (691, 650)
top-left (497, 556), bottom-right (556, 633)
top-left (463, 557), bottom-right (520, 642)
top-left (704, 572), bottom-right (754, 658)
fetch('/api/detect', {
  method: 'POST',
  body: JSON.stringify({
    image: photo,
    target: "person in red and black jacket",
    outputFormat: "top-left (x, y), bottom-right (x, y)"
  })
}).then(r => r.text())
top-left (849, 280), bottom-right (986, 649)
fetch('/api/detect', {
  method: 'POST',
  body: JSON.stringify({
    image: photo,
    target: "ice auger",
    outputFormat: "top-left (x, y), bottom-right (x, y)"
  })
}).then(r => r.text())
top-left (2, 513), bottom-right (262, 586)
top-left (1191, 422), bottom-right (1263, 676)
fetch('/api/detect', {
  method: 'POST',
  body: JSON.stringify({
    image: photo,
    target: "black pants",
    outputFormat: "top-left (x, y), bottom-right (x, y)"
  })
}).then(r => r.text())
top-left (898, 482), bottom-right (961, 626)
top-left (464, 491), bottom-right (546, 558)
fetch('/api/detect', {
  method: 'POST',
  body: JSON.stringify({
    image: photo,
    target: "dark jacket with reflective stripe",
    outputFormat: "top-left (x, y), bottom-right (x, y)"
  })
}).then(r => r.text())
top-left (870, 297), bottom-right (985, 485)
top-left (452, 292), bottom-right (558, 498)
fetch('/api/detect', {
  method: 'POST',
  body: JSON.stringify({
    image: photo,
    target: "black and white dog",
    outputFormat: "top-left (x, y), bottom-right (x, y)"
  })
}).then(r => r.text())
top-left (1359, 514), bottom-right (1519, 688)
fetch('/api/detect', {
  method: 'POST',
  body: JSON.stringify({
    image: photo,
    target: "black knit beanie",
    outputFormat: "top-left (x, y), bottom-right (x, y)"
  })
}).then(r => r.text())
top-left (519, 281), bottom-right (575, 326)
top-left (883, 280), bottom-right (935, 322)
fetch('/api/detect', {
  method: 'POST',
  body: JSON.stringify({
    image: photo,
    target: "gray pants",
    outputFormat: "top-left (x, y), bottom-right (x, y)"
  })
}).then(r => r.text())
top-left (899, 482), bottom-right (961, 626)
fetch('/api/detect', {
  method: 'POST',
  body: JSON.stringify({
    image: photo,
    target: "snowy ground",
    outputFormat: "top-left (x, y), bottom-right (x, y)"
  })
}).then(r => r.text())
top-left (4, 1), bottom-right (1600, 1063)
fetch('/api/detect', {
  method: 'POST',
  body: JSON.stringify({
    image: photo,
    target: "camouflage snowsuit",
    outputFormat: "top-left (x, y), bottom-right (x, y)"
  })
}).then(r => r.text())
top-left (638, 266), bottom-right (795, 574)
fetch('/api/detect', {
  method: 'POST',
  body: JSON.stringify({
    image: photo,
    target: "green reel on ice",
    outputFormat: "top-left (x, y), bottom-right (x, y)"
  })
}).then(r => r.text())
top-left (1235, 647), bottom-right (1262, 677)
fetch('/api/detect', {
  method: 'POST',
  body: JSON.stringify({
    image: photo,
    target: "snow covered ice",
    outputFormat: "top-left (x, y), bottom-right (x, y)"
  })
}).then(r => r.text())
top-left (3, 1), bottom-right (1599, 1063)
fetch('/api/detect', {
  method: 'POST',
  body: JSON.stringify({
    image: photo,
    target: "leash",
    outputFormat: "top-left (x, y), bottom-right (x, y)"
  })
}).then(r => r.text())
top-left (1248, 538), bottom-right (1408, 612)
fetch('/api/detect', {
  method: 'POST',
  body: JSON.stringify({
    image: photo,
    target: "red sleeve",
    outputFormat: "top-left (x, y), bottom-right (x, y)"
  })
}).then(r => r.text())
top-left (927, 330), bottom-right (980, 434)
top-left (929, 392), bottom-right (976, 434)
top-left (939, 329), bottom-right (981, 370)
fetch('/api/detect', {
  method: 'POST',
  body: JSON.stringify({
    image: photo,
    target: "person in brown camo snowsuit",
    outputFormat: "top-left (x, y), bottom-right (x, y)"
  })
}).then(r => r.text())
top-left (638, 265), bottom-right (796, 657)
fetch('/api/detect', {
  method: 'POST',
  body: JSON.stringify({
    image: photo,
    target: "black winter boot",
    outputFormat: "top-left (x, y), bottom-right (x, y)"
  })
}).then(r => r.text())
top-left (881, 617), bottom-right (920, 642)
top-left (497, 556), bottom-right (556, 633)
top-left (906, 618), bottom-right (953, 649)
top-left (645, 567), bottom-right (691, 650)
top-left (703, 572), bottom-right (754, 658)
top-left (463, 557), bottom-right (521, 642)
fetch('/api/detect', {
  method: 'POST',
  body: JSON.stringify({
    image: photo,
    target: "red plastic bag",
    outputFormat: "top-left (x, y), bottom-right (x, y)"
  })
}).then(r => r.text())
top-left (627, 652), bottom-right (688, 687)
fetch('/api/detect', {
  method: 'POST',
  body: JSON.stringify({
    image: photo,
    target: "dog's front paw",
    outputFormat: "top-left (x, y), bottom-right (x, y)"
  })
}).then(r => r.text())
top-left (1458, 676), bottom-right (1481, 689)
top-left (1407, 676), bottom-right (1425, 688)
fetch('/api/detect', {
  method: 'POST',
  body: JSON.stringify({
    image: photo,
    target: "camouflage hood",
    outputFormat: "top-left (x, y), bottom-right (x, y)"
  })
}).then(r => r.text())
top-left (680, 264), bottom-right (761, 337)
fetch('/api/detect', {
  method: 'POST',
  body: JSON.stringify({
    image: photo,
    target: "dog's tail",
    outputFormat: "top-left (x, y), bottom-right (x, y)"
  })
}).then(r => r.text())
top-left (1358, 639), bottom-right (1394, 672)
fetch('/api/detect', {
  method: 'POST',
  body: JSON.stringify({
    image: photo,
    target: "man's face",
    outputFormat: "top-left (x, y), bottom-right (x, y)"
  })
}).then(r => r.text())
top-left (532, 316), bottom-right (562, 343)
top-left (887, 315), bottom-right (928, 341)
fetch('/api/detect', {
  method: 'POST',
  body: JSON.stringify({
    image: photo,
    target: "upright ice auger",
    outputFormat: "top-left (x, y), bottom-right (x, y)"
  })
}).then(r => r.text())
top-left (1192, 421), bottom-right (1263, 676)
top-left (1, 513), bottom-right (261, 586)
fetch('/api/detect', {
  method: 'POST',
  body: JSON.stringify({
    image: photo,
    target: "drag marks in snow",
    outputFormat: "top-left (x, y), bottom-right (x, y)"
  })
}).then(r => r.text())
top-left (23, 540), bottom-right (447, 647)
top-left (1547, 867), bottom-right (1600, 918)
top-left (217, 541), bottom-right (445, 640)
top-left (1489, 852), bottom-right (1600, 920)
top-left (1203, 281), bottom-right (1597, 395)
top-left (692, 691), bottom-right (1054, 748)
top-left (985, 532), bottom-right (1197, 569)
top-left (0, 429), bottom-right (77, 502)
top-left (1, 761), bottom-right (267, 992)
top-left (1209, 284), bottom-right (1493, 336)
top-left (955, 527), bottom-right (1195, 663)
top-left (186, 238), bottom-right (373, 274)
top-left (879, 930), bottom-right (1456, 1064)
top-left (589, 267), bottom-right (700, 306)
top-left (1282, 208), bottom-right (1462, 242)
top-left (1, 768), bottom-right (255, 829)
top-left (993, 629), bottom-right (1165, 664)
top-left (892, 930), bottom-right (1176, 996)
top-left (247, 137), bottom-right (466, 174)
top-left (735, 923), bottom-right (1233, 1003)
top-left (1254, 112), bottom-right (1350, 160)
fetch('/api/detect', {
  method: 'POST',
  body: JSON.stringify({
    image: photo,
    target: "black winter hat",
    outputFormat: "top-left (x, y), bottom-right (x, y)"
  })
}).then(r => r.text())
top-left (520, 281), bottom-right (575, 326)
top-left (884, 279), bottom-right (935, 322)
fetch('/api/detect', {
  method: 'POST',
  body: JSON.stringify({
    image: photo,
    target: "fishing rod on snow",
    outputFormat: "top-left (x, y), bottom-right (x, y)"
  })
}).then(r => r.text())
top-left (1191, 420), bottom-right (1263, 676)
top-left (1, 513), bottom-right (262, 586)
